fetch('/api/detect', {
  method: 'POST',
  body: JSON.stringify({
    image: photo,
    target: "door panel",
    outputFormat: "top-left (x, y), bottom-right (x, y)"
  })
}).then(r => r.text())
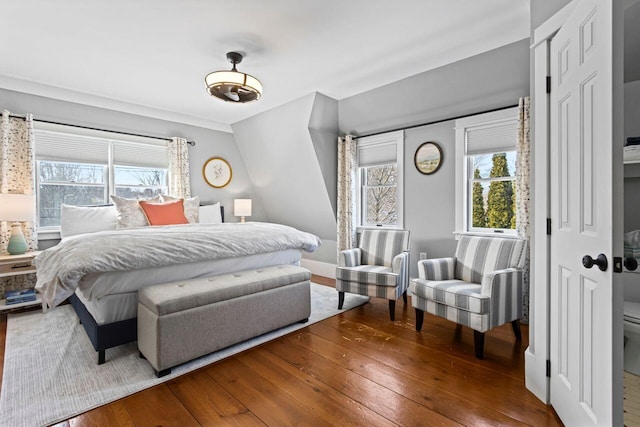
top-left (549, 0), bottom-right (620, 425)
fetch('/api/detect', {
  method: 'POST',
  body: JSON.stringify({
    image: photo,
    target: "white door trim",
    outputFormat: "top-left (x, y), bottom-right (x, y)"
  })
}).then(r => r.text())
top-left (526, 1), bottom-right (581, 404)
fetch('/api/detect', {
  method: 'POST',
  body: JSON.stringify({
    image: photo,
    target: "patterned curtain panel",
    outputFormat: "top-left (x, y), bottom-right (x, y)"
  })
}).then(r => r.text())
top-left (1, 110), bottom-right (37, 292)
top-left (168, 137), bottom-right (191, 198)
top-left (337, 135), bottom-right (357, 262)
top-left (516, 97), bottom-right (531, 323)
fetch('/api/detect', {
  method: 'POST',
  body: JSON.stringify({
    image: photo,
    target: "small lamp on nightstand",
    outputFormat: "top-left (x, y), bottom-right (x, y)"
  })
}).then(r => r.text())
top-left (0, 193), bottom-right (35, 255)
top-left (234, 199), bottom-right (252, 223)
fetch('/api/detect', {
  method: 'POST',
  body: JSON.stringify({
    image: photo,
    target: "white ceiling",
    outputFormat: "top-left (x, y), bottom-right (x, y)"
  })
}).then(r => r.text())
top-left (0, 0), bottom-right (530, 133)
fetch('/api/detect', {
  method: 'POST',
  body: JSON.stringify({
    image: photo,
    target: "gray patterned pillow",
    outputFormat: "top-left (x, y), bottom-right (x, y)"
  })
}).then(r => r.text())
top-left (111, 195), bottom-right (161, 229)
top-left (160, 195), bottom-right (200, 223)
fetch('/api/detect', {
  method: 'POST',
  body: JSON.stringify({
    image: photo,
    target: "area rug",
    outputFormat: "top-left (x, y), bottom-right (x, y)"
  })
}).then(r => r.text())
top-left (0, 283), bottom-right (369, 427)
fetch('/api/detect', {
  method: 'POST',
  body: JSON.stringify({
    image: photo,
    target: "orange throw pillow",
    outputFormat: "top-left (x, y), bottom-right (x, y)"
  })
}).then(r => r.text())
top-left (139, 199), bottom-right (189, 226)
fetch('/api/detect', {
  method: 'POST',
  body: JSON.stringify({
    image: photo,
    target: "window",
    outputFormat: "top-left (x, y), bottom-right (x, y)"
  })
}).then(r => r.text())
top-left (357, 131), bottom-right (404, 229)
top-left (34, 124), bottom-right (169, 228)
top-left (455, 107), bottom-right (518, 235)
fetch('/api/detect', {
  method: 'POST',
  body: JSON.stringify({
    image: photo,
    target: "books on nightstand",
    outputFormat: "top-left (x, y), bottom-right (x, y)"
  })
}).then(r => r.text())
top-left (4, 288), bottom-right (37, 305)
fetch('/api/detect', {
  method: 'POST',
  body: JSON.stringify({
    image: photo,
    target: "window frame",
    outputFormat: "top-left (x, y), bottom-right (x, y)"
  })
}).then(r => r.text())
top-left (454, 107), bottom-right (519, 237)
top-left (356, 130), bottom-right (404, 230)
top-left (34, 123), bottom-right (169, 236)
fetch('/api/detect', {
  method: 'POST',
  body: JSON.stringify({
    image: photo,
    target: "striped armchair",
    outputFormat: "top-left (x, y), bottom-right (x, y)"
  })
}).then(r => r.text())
top-left (336, 229), bottom-right (410, 321)
top-left (410, 236), bottom-right (526, 358)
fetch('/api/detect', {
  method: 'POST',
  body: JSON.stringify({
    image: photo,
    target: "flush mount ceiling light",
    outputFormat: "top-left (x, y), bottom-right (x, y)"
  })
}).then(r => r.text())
top-left (205, 52), bottom-right (262, 103)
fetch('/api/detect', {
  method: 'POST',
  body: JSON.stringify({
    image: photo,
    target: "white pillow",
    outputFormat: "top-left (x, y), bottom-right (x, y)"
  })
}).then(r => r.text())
top-left (60, 204), bottom-right (117, 239)
top-left (111, 195), bottom-right (162, 229)
top-left (160, 195), bottom-right (200, 223)
top-left (199, 202), bottom-right (222, 224)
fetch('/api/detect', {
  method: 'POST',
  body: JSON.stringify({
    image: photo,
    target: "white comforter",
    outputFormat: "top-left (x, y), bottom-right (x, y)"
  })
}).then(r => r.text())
top-left (35, 222), bottom-right (321, 308)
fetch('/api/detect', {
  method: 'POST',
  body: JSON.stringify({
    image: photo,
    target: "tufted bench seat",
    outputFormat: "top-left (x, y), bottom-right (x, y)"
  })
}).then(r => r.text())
top-left (137, 264), bottom-right (311, 376)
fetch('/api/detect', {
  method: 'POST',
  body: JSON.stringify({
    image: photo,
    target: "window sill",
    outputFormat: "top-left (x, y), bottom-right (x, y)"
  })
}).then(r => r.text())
top-left (37, 228), bottom-right (61, 241)
top-left (453, 230), bottom-right (520, 240)
top-left (357, 225), bottom-right (404, 233)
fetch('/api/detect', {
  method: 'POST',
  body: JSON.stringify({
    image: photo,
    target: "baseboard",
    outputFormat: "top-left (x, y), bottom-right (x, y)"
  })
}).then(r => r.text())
top-left (300, 259), bottom-right (336, 279)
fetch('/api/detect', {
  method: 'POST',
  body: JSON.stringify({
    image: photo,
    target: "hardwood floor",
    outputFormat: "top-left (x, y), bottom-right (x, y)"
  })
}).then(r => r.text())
top-left (0, 276), bottom-right (562, 426)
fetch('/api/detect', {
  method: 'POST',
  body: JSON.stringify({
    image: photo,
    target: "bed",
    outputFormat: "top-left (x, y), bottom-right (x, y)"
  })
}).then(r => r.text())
top-left (35, 203), bottom-right (322, 364)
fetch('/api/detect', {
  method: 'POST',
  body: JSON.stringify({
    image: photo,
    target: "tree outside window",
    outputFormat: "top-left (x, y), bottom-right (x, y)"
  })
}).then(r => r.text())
top-left (469, 151), bottom-right (516, 232)
top-left (362, 164), bottom-right (397, 226)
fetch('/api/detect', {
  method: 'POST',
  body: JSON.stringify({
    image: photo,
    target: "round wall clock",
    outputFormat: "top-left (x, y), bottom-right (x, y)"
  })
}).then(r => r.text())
top-left (203, 157), bottom-right (232, 188)
top-left (414, 142), bottom-right (443, 175)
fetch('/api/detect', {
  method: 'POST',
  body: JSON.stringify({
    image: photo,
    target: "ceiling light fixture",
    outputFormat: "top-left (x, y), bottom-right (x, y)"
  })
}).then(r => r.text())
top-left (205, 52), bottom-right (262, 103)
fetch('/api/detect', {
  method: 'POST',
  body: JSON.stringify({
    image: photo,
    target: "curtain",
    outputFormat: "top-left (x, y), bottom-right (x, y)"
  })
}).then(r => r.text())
top-left (1, 110), bottom-right (37, 292)
top-left (337, 135), bottom-right (357, 261)
top-left (168, 137), bottom-right (191, 198)
top-left (516, 97), bottom-right (531, 323)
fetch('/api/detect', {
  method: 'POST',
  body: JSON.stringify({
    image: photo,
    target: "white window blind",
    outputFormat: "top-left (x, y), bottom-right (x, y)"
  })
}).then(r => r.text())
top-left (465, 119), bottom-right (518, 155)
top-left (358, 141), bottom-right (397, 167)
top-left (34, 131), bottom-right (110, 164)
top-left (34, 129), bottom-right (169, 167)
top-left (113, 141), bottom-right (168, 168)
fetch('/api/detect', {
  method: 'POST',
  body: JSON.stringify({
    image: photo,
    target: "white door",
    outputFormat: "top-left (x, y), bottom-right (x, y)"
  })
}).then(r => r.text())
top-left (549, 0), bottom-right (623, 425)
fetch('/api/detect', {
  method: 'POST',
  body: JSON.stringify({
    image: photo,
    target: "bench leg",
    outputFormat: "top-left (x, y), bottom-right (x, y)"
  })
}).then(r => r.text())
top-left (403, 290), bottom-right (407, 305)
top-left (338, 291), bottom-right (345, 309)
top-left (298, 318), bottom-right (309, 324)
top-left (97, 350), bottom-right (105, 365)
top-left (156, 368), bottom-right (171, 378)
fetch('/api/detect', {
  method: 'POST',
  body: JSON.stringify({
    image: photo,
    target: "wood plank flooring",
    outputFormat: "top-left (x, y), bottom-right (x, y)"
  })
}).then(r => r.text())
top-left (0, 276), bottom-right (562, 426)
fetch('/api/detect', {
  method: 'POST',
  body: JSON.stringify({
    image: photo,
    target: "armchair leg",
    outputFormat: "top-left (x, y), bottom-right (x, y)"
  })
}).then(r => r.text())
top-left (402, 290), bottom-right (407, 305)
top-left (473, 331), bottom-right (485, 359)
top-left (511, 320), bottom-right (522, 341)
top-left (338, 291), bottom-right (345, 310)
top-left (388, 300), bottom-right (396, 321)
top-left (415, 308), bottom-right (424, 331)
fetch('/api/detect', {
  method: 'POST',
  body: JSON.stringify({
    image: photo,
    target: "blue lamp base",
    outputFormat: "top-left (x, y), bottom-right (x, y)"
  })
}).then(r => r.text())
top-left (7, 223), bottom-right (28, 255)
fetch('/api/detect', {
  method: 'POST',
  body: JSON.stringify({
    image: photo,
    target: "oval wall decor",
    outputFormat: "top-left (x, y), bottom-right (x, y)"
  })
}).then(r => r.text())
top-left (203, 157), bottom-right (232, 188)
top-left (414, 142), bottom-right (443, 175)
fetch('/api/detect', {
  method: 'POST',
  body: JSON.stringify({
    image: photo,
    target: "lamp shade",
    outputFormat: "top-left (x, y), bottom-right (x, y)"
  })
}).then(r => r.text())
top-left (234, 199), bottom-right (252, 218)
top-left (0, 194), bottom-right (35, 221)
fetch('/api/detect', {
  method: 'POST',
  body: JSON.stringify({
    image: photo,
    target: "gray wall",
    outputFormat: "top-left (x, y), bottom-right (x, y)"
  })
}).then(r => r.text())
top-left (340, 39), bottom-right (530, 136)
top-left (339, 39), bottom-right (530, 277)
top-left (530, 0), bottom-right (572, 30)
top-left (232, 92), bottom-right (339, 263)
top-left (0, 88), bottom-right (266, 229)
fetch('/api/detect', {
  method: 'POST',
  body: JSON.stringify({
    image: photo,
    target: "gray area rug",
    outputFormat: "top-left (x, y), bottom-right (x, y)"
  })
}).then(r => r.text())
top-left (0, 283), bottom-right (369, 427)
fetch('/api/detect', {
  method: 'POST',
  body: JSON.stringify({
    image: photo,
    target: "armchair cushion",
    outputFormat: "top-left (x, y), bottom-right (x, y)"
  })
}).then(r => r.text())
top-left (360, 229), bottom-right (410, 267)
top-left (410, 279), bottom-right (490, 315)
top-left (454, 236), bottom-right (526, 283)
top-left (417, 257), bottom-right (456, 280)
top-left (336, 265), bottom-right (397, 287)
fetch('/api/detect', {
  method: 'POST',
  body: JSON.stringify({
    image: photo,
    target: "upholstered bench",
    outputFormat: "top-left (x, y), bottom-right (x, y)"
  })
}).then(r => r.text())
top-left (137, 264), bottom-right (311, 377)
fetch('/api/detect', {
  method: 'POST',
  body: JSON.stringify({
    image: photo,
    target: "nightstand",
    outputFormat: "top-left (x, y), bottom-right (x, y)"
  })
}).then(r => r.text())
top-left (0, 251), bottom-right (41, 312)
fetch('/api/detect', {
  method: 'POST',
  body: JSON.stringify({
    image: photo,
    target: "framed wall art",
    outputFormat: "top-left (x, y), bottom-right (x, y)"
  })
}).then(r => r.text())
top-left (414, 142), bottom-right (443, 175)
top-left (203, 157), bottom-right (232, 188)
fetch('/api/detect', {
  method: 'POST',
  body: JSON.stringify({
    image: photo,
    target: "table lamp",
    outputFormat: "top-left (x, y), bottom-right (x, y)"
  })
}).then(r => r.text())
top-left (234, 199), bottom-right (252, 223)
top-left (0, 193), bottom-right (35, 255)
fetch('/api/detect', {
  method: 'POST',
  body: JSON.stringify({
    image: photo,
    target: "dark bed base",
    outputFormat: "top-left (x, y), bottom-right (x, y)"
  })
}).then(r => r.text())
top-left (69, 294), bottom-right (138, 364)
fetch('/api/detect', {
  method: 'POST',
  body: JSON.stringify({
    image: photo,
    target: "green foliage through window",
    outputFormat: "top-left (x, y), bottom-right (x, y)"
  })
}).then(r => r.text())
top-left (469, 152), bottom-right (516, 231)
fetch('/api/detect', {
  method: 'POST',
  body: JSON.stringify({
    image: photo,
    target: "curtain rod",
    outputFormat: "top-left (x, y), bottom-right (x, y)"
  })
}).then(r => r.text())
top-left (7, 113), bottom-right (196, 146)
top-left (353, 104), bottom-right (519, 139)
